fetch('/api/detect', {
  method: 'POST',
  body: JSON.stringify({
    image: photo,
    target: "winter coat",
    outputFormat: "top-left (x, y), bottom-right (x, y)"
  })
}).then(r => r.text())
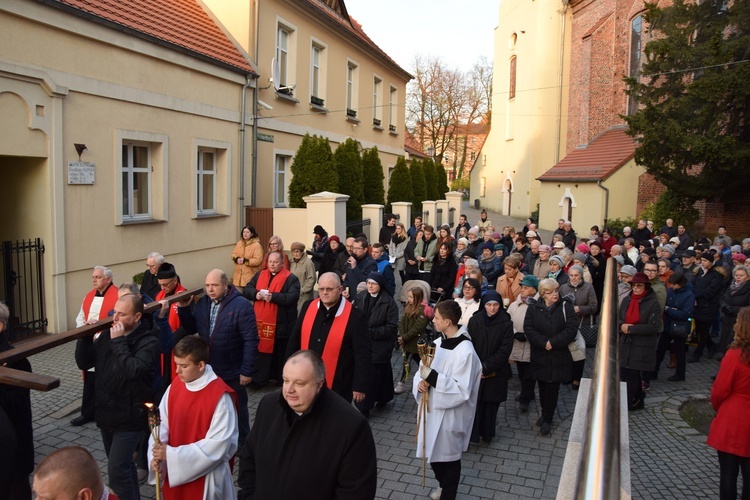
top-left (663, 286), bottom-right (695, 336)
top-left (178, 285), bottom-right (259, 380)
top-left (523, 250), bottom-right (539, 274)
top-left (478, 256), bottom-right (502, 287)
top-left (559, 280), bottom-right (598, 326)
top-left (562, 230), bottom-right (577, 251)
top-left (319, 245), bottom-right (346, 276)
top-left (244, 271), bottom-right (300, 340)
top-left (467, 309), bottom-right (514, 403)
top-left (415, 235), bottom-right (438, 273)
top-left (290, 256), bottom-right (316, 311)
top-left (310, 236), bottom-right (329, 271)
top-left (533, 258), bottom-right (552, 280)
top-left (75, 320), bottom-right (160, 431)
top-left (693, 266), bottom-right (725, 322)
top-left (707, 348), bottom-right (750, 457)
top-left (455, 297), bottom-right (481, 327)
top-left (523, 298), bottom-right (578, 383)
top-left (344, 254), bottom-right (378, 297)
top-left (720, 281), bottom-right (750, 325)
top-left (237, 387), bottom-right (377, 500)
top-left (496, 272), bottom-right (523, 304)
top-left (403, 238), bottom-right (419, 275)
top-left (429, 256), bottom-right (458, 301)
top-left (618, 289), bottom-right (661, 372)
top-left (354, 291), bottom-right (399, 364)
top-left (232, 237), bottom-right (263, 287)
top-left (508, 294), bottom-right (536, 363)
top-left (398, 304), bottom-right (430, 354)
top-left (390, 235), bottom-right (409, 272)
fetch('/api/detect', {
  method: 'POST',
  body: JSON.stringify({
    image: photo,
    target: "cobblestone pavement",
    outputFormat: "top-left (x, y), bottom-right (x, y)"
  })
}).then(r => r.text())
top-left (27, 337), bottom-right (724, 499)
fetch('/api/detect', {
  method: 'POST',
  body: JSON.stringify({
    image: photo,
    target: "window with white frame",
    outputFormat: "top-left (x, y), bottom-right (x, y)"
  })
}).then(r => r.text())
top-left (346, 61), bottom-right (358, 116)
top-left (389, 86), bottom-right (397, 132)
top-left (197, 148), bottom-right (216, 214)
top-left (373, 76), bottom-right (382, 125)
top-left (274, 154), bottom-right (291, 207)
top-left (311, 44), bottom-right (321, 99)
top-left (121, 142), bottom-right (152, 219)
top-left (277, 26), bottom-right (290, 87)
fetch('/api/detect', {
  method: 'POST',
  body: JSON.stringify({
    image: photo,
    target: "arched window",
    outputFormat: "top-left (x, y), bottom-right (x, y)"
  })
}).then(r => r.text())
top-left (509, 56), bottom-right (517, 100)
top-left (628, 14), bottom-right (643, 115)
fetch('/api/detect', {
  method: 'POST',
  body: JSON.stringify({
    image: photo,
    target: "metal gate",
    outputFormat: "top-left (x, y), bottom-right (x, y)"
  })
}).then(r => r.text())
top-left (1, 238), bottom-right (47, 341)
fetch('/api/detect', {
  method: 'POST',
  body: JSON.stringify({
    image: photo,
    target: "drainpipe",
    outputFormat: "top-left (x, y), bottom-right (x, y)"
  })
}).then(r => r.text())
top-left (251, 0), bottom-right (260, 213)
top-left (240, 76), bottom-right (253, 229)
top-left (597, 180), bottom-right (610, 224)
top-left (555, 0), bottom-right (569, 163)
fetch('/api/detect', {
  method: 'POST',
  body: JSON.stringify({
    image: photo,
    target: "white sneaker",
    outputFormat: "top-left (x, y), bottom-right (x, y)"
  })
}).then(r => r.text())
top-left (394, 382), bottom-right (407, 394)
top-left (429, 487), bottom-right (442, 500)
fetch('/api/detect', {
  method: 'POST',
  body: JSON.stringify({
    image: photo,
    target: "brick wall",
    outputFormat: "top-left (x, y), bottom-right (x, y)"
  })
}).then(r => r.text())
top-left (636, 172), bottom-right (664, 214)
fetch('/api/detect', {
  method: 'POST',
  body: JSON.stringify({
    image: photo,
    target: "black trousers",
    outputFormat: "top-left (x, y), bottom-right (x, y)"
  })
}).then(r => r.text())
top-left (620, 367), bottom-right (644, 406)
top-left (572, 359), bottom-right (585, 383)
top-left (537, 381), bottom-right (560, 423)
top-left (431, 460), bottom-right (461, 500)
top-left (516, 362), bottom-right (536, 404)
top-left (717, 450), bottom-right (750, 500)
top-left (81, 370), bottom-right (96, 419)
top-left (694, 318), bottom-right (715, 357)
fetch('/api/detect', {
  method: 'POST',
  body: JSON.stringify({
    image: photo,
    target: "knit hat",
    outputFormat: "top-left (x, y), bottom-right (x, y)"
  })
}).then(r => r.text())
top-left (589, 240), bottom-right (602, 249)
top-left (553, 241), bottom-right (565, 249)
top-left (576, 243), bottom-right (590, 254)
top-left (313, 225), bottom-right (326, 236)
top-left (682, 250), bottom-right (697, 258)
top-left (328, 235), bottom-right (341, 245)
top-left (732, 254), bottom-right (747, 263)
top-left (549, 255), bottom-right (565, 267)
top-left (620, 265), bottom-right (637, 276)
top-left (538, 245), bottom-right (552, 253)
top-left (457, 237), bottom-right (469, 246)
top-left (468, 227), bottom-right (480, 237)
top-left (156, 262), bottom-right (176, 280)
top-left (701, 249), bottom-right (717, 261)
top-left (731, 245), bottom-right (742, 253)
top-left (661, 245), bottom-right (675, 255)
top-left (526, 231), bottom-right (538, 238)
top-left (494, 244), bottom-right (505, 252)
top-left (569, 264), bottom-right (584, 276)
top-left (613, 255), bottom-right (625, 266)
top-left (642, 248), bottom-right (656, 256)
top-left (669, 237), bottom-right (681, 245)
top-left (520, 275), bottom-right (540, 290)
top-left (492, 232), bottom-right (501, 240)
top-left (463, 250), bottom-right (477, 260)
top-left (573, 252), bottom-right (587, 263)
top-left (290, 241), bottom-right (305, 252)
top-left (482, 241), bottom-right (495, 252)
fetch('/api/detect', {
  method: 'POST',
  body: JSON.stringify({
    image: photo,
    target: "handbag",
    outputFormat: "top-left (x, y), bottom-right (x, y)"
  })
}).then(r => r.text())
top-left (563, 304), bottom-right (587, 361)
top-left (579, 316), bottom-right (599, 348)
top-left (669, 319), bottom-right (690, 340)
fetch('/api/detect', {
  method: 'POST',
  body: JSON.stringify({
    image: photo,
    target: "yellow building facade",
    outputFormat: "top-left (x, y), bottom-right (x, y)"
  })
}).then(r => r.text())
top-left (471, 0), bottom-right (572, 219)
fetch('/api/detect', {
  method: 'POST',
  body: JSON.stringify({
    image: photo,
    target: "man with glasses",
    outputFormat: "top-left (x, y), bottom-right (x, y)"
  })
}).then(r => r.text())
top-left (71, 266), bottom-right (119, 427)
top-left (344, 237), bottom-right (377, 299)
top-left (141, 251), bottom-right (164, 299)
top-left (287, 272), bottom-right (373, 404)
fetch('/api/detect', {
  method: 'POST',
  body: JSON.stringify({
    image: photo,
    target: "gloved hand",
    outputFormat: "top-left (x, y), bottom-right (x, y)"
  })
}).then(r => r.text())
top-left (420, 365), bottom-right (433, 381)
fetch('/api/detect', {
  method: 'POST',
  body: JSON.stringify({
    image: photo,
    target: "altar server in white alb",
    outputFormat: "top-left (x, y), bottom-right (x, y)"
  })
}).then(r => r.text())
top-left (149, 335), bottom-right (238, 499)
top-left (413, 300), bottom-right (482, 500)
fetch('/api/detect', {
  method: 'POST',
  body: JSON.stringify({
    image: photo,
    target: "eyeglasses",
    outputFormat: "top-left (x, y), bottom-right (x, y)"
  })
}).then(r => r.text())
top-left (352, 246), bottom-right (364, 251)
top-left (644, 269), bottom-right (657, 274)
top-left (543, 290), bottom-right (559, 296)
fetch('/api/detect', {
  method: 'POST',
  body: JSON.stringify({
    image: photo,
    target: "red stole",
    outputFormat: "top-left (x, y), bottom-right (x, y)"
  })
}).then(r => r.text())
top-left (156, 283), bottom-right (187, 380)
top-left (301, 298), bottom-right (352, 389)
top-left (254, 268), bottom-right (291, 354)
top-left (164, 375), bottom-right (237, 498)
top-left (82, 284), bottom-right (119, 322)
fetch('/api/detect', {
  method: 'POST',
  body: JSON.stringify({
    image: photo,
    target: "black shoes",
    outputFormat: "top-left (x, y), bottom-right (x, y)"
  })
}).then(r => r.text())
top-left (519, 402), bottom-right (529, 414)
top-left (540, 421), bottom-right (551, 435)
top-left (667, 375), bottom-right (685, 382)
top-left (628, 399), bottom-right (644, 411)
top-left (536, 416), bottom-right (544, 427)
top-left (687, 355), bottom-right (701, 363)
top-left (71, 415), bottom-right (94, 426)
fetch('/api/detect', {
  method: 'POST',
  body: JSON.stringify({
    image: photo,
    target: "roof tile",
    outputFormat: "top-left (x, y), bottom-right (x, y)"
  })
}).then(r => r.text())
top-left (538, 127), bottom-right (637, 182)
top-left (52, 0), bottom-right (254, 73)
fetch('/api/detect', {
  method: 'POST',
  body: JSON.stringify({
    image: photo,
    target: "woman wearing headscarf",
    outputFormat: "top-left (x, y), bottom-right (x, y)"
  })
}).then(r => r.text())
top-left (231, 225), bottom-right (263, 292)
top-left (524, 278), bottom-right (578, 435)
top-left (559, 265), bottom-right (598, 390)
top-left (707, 307), bottom-right (750, 500)
top-left (618, 272), bottom-right (661, 411)
top-left (467, 290), bottom-right (514, 443)
top-left (354, 272), bottom-right (399, 417)
top-left (508, 275), bottom-right (540, 414)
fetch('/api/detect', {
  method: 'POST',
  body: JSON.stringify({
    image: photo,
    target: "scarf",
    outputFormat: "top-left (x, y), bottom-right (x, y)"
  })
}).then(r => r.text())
top-left (548, 269), bottom-right (561, 279)
top-left (625, 290), bottom-right (646, 324)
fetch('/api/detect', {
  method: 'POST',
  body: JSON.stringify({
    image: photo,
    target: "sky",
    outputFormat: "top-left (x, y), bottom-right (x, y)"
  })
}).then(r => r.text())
top-left (344, 0), bottom-right (500, 73)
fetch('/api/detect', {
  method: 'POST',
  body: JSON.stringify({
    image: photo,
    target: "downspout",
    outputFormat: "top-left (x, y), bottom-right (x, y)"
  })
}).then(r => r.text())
top-left (240, 76), bottom-right (253, 229)
top-left (251, 0), bottom-right (260, 213)
top-left (597, 180), bottom-right (610, 224)
top-left (555, 0), bottom-right (569, 163)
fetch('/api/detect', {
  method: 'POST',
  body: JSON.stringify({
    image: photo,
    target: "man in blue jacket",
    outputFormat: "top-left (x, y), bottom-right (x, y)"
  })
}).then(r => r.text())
top-left (178, 269), bottom-right (258, 445)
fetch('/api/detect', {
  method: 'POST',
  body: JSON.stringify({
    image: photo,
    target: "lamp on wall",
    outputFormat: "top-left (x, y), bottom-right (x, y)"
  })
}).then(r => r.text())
top-left (74, 143), bottom-right (87, 161)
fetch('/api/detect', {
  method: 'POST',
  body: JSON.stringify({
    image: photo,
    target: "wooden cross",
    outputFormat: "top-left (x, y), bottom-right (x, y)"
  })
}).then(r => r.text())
top-left (0, 287), bottom-right (203, 391)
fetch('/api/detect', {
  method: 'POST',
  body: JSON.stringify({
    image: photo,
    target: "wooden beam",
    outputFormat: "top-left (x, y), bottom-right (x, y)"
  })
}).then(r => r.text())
top-left (0, 287), bottom-right (203, 365)
top-left (0, 366), bottom-right (60, 391)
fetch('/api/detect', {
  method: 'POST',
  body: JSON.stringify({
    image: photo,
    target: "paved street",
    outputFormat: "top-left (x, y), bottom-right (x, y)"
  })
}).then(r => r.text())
top-left (24, 205), bottom-right (725, 498)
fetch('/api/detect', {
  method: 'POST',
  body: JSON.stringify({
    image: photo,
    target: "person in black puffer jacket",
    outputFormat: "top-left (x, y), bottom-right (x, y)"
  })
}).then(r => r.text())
top-left (689, 250), bottom-right (726, 362)
top-left (353, 272), bottom-right (399, 417)
top-left (319, 235), bottom-right (346, 277)
top-left (467, 291), bottom-right (514, 443)
top-left (430, 242), bottom-right (459, 302)
top-left (523, 278), bottom-right (578, 435)
top-left (718, 265), bottom-right (750, 358)
top-left (655, 273), bottom-right (694, 381)
top-left (618, 272), bottom-right (661, 411)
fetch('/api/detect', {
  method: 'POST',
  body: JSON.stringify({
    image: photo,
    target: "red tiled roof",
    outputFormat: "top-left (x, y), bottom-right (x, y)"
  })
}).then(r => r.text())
top-left (49, 0), bottom-right (255, 74)
top-left (405, 131), bottom-right (429, 158)
top-left (537, 127), bottom-right (637, 182)
top-left (303, 0), bottom-right (412, 80)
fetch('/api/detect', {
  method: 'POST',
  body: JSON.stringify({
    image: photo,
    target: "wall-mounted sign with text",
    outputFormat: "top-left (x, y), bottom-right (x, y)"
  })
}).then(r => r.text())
top-left (67, 161), bottom-right (95, 185)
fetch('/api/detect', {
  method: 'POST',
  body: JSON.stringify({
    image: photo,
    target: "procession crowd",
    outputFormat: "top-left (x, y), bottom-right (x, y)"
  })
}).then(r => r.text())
top-left (2, 212), bottom-right (750, 500)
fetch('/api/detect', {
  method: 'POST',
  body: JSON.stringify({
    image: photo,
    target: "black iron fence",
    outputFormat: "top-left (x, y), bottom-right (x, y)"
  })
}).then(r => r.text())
top-left (1, 238), bottom-right (47, 341)
top-left (346, 218), bottom-right (371, 238)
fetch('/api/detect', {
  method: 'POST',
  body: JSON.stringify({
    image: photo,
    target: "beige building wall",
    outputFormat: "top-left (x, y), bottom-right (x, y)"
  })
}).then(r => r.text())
top-left (0, 1), bottom-right (254, 331)
top-left (204, 0), bottom-right (410, 209)
top-left (471, 0), bottom-right (571, 223)
top-left (602, 159), bottom-right (646, 221)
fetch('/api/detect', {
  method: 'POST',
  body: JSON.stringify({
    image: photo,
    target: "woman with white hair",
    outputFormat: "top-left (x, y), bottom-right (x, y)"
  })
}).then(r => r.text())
top-left (559, 266), bottom-right (598, 390)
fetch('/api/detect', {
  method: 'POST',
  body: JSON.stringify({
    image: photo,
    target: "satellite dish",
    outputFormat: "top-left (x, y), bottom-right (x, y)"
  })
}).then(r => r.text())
top-left (270, 57), bottom-right (280, 91)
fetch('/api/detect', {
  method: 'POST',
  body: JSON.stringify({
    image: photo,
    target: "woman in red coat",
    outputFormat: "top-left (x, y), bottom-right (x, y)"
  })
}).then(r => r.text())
top-left (707, 306), bottom-right (750, 499)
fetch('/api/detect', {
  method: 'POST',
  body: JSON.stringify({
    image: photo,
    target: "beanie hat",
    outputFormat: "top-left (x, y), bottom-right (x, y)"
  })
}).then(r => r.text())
top-left (482, 241), bottom-right (495, 252)
top-left (313, 225), bottom-right (326, 235)
top-left (576, 243), bottom-right (590, 254)
top-left (620, 265), bottom-right (637, 276)
top-left (494, 244), bottom-right (505, 252)
top-left (549, 255), bottom-right (565, 267)
top-left (520, 275), bottom-right (540, 290)
top-left (290, 241), bottom-right (305, 252)
top-left (573, 252), bottom-right (587, 263)
top-left (156, 262), bottom-right (176, 280)
top-left (328, 235), bottom-right (341, 245)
